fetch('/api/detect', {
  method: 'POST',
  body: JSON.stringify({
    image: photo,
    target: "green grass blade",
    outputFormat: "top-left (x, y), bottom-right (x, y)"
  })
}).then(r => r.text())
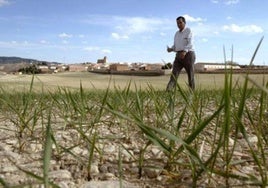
top-left (0, 177), bottom-right (9, 187)
top-left (87, 132), bottom-right (97, 181)
top-left (185, 104), bottom-right (224, 145)
top-left (43, 110), bottom-right (52, 187)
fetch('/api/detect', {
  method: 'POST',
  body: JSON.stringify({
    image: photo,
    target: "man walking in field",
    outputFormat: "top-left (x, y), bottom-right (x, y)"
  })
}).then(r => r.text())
top-left (166, 16), bottom-right (196, 91)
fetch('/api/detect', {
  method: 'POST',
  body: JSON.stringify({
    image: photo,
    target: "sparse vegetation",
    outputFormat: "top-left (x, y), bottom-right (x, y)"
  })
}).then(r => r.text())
top-left (0, 72), bottom-right (267, 187)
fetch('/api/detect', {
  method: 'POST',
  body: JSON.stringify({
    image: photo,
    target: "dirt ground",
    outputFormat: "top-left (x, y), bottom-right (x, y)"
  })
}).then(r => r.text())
top-left (0, 72), bottom-right (267, 92)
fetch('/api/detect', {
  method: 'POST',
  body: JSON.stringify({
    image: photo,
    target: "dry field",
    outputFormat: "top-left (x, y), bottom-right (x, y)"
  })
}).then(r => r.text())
top-left (0, 72), bottom-right (267, 91)
top-left (0, 71), bottom-right (268, 187)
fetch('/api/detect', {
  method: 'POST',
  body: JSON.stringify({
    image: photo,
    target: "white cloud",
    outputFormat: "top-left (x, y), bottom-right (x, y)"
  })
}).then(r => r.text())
top-left (82, 14), bottom-right (204, 39)
top-left (0, 0), bottom-right (10, 7)
top-left (111, 33), bottom-right (119, 39)
top-left (58, 33), bottom-right (73, 38)
top-left (210, 0), bottom-right (240, 5)
top-left (160, 32), bottom-right (166, 37)
top-left (191, 23), bottom-right (220, 37)
top-left (40, 40), bottom-right (49, 44)
top-left (111, 32), bottom-right (129, 40)
top-left (0, 40), bottom-right (36, 48)
top-left (102, 49), bottom-right (112, 54)
top-left (83, 46), bottom-right (111, 54)
top-left (222, 24), bottom-right (263, 33)
top-left (115, 16), bottom-right (167, 35)
top-left (183, 14), bottom-right (205, 23)
top-left (225, 0), bottom-right (239, 5)
top-left (84, 46), bottom-right (100, 51)
top-left (81, 15), bottom-right (112, 26)
top-left (82, 15), bottom-right (172, 39)
top-left (62, 40), bottom-right (69, 44)
top-left (105, 16), bottom-right (174, 40)
top-left (201, 38), bottom-right (208, 42)
top-left (211, 0), bottom-right (219, 3)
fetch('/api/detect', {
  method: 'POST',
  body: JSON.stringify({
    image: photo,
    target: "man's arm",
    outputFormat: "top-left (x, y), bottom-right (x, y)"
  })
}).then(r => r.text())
top-left (183, 28), bottom-right (193, 52)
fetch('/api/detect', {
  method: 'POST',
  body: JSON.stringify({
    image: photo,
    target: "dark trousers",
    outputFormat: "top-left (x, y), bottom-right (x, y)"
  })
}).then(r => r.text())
top-left (166, 51), bottom-right (196, 90)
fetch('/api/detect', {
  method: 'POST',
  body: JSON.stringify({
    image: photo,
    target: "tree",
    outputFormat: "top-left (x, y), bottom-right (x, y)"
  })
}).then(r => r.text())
top-left (19, 64), bottom-right (41, 74)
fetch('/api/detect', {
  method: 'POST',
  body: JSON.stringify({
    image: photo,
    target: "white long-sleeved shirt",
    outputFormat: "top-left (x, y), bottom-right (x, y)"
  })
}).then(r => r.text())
top-left (171, 27), bottom-right (194, 52)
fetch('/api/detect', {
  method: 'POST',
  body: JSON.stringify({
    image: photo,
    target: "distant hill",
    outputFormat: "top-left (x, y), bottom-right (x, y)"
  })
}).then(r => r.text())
top-left (0, 56), bottom-right (59, 65)
top-left (0, 56), bottom-right (60, 73)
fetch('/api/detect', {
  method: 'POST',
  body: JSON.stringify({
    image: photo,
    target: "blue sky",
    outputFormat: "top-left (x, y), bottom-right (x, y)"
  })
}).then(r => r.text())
top-left (0, 0), bottom-right (267, 65)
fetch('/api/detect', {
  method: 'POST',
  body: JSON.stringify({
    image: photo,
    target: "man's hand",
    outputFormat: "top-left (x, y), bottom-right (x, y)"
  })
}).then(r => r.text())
top-left (167, 47), bottom-right (173, 53)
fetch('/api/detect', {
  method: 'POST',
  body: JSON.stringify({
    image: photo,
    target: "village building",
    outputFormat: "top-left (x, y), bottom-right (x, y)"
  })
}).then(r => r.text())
top-left (109, 63), bottom-right (129, 71)
top-left (56, 65), bottom-right (68, 72)
top-left (97, 56), bottom-right (107, 64)
top-left (49, 65), bottom-right (58, 73)
top-left (144, 63), bottom-right (162, 71)
top-left (68, 64), bottom-right (88, 72)
top-left (38, 65), bottom-right (50, 73)
top-left (194, 62), bottom-right (240, 72)
top-left (89, 63), bottom-right (109, 70)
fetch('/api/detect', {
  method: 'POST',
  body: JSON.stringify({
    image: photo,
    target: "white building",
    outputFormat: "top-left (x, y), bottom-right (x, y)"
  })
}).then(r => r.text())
top-left (194, 62), bottom-right (240, 72)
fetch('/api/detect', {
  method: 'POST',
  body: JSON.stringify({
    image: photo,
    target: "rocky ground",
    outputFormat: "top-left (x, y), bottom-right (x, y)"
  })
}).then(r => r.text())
top-left (0, 114), bottom-right (182, 188)
top-left (1, 107), bottom-right (268, 188)
top-left (0, 120), bottom-right (180, 187)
